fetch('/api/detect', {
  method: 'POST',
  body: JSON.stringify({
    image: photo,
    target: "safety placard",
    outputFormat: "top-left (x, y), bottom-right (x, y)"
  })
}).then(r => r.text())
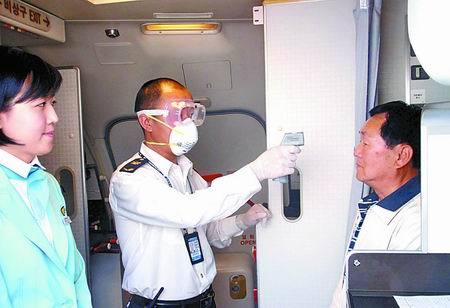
top-left (0, 0), bottom-right (51, 32)
top-left (240, 234), bottom-right (256, 246)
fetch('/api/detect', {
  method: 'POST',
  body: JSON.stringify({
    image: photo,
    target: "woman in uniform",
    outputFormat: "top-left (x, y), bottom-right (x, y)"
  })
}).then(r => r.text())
top-left (0, 46), bottom-right (92, 307)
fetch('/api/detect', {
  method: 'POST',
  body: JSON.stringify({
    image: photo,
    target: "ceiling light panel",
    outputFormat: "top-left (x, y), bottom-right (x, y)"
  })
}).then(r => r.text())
top-left (153, 12), bottom-right (214, 19)
top-left (85, 0), bottom-right (142, 5)
top-left (141, 22), bottom-right (221, 35)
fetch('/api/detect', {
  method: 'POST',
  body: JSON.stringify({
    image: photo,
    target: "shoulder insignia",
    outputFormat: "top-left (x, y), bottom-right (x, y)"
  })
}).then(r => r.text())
top-left (120, 158), bottom-right (148, 173)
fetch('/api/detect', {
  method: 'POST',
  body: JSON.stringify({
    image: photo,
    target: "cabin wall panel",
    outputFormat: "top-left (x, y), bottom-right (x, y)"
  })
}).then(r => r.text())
top-left (378, 0), bottom-right (407, 104)
top-left (27, 21), bottom-right (265, 178)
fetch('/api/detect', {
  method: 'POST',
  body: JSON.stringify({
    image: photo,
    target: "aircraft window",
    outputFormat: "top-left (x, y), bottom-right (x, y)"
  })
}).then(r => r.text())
top-left (56, 167), bottom-right (76, 218)
top-left (282, 169), bottom-right (302, 221)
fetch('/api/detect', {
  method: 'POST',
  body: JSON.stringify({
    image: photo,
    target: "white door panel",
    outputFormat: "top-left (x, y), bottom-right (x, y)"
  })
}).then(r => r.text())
top-left (259, 1), bottom-right (360, 306)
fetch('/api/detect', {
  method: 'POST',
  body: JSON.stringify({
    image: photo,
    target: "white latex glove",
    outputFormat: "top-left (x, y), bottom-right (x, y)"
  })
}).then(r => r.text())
top-left (235, 204), bottom-right (272, 230)
top-left (249, 145), bottom-right (301, 181)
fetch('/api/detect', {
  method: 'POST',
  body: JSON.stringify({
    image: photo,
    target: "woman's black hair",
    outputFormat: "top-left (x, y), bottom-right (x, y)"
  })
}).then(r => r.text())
top-left (0, 46), bottom-right (62, 145)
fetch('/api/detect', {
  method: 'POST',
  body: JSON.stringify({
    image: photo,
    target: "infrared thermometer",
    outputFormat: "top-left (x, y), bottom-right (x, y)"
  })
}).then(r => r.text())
top-left (274, 132), bottom-right (304, 184)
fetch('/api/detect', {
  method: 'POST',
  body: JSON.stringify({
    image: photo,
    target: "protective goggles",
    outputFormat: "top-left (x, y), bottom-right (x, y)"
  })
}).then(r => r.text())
top-left (136, 99), bottom-right (206, 126)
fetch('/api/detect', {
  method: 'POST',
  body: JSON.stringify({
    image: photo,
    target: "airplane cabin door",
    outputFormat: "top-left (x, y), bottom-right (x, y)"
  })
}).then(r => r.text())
top-left (257, 1), bottom-right (360, 306)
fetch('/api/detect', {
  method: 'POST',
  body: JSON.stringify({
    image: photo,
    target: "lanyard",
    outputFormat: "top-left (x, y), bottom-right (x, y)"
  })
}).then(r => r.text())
top-left (138, 152), bottom-right (194, 236)
top-left (138, 152), bottom-right (193, 193)
top-left (137, 152), bottom-right (204, 265)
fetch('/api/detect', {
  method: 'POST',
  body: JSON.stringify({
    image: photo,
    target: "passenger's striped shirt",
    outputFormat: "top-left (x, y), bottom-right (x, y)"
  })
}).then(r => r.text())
top-left (347, 193), bottom-right (378, 252)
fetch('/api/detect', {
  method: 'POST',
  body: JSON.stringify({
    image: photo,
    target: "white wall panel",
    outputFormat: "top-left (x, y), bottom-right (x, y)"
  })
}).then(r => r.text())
top-left (377, 0), bottom-right (408, 104)
top-left (259, 1), bottom-right (359, 307)
top-left (420, 104), bottom-right (450, 253)
top-left (40, 68), bottom-right (89, 265)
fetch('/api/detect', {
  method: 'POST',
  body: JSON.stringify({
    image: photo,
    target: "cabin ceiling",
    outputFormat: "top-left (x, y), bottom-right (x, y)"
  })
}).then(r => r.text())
top-left (25, 0), bottom-right (263, 21)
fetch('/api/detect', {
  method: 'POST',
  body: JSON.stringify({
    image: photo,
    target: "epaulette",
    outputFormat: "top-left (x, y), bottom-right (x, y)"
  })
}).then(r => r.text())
top-left (119, 157), bottom-right (148, 173)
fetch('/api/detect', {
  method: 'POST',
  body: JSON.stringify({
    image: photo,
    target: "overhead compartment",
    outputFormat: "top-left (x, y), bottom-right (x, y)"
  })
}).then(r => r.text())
top-left (0, 0), bottom-right (65, 45)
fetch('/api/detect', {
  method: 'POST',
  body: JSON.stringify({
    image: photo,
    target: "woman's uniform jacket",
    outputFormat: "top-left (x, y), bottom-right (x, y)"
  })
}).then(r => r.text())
top-left (0, 168), bottom-right (92, 307)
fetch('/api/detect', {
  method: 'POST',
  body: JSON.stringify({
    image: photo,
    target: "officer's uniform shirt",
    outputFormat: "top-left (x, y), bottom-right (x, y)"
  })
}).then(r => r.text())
top-left (0, 148), bottom-right (54, 244)
top-left (109, 143), bottom-right (261, 300)
top-left (331, 176), bottom-right (421, 308)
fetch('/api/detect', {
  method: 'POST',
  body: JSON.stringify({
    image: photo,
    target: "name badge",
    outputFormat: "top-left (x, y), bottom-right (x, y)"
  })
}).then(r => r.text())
top-left (60, 206), bottom-right (72, 225)
top-left (183, 231), bottom-right (204, 265)
top-left (63, 216), bottom-right (72, 225)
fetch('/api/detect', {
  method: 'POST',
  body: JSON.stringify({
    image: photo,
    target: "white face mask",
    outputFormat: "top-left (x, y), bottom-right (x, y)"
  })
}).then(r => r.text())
top-left (140, 114), bottom-right (199, 156)
top-left (168, 118), bottom-right (198, 156)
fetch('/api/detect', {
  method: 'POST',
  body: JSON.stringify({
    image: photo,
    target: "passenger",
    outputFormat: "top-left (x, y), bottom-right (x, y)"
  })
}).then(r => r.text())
top-left (0, 47), bottom-right (92, 308)
top-left (109, 78), bottom-right (301, 307)
top-left (331, 101), bottom-right (421, 307)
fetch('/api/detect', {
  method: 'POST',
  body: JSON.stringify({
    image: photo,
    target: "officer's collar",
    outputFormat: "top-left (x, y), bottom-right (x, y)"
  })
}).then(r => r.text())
top-left (139, 143), bottom-right (193, 177)
top-left (176, 155), bottom-right (194, 179)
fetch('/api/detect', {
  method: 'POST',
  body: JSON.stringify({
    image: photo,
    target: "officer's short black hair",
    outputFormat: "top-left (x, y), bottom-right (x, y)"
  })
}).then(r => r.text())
top-left (369, 101), bottom-right (421, 169)
top-left (134, 78), bottom-right (185, 113)
top-left (0, 46), bottom-right (62, 145)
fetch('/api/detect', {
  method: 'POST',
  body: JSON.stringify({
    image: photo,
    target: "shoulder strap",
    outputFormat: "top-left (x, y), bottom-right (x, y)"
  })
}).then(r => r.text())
top-left (119, 157), bottom-right (148, 173)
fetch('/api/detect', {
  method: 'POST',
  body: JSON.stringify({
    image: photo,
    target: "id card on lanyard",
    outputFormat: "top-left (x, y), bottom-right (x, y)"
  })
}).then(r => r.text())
top-left (183, 230), bottom-right (205, 265)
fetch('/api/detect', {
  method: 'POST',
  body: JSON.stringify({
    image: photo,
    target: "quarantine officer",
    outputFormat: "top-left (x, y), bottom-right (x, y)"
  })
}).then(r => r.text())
top-left (109, 78), bottom-right (301, 307)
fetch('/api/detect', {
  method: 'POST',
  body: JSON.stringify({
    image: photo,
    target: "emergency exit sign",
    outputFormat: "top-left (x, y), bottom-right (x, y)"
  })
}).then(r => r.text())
top-left (0, 0), bottom-right (50, 32)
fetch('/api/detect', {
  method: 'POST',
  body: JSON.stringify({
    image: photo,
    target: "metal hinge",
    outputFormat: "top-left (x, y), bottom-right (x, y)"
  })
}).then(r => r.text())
top-left (253, 6), bottom-right (264, 25)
